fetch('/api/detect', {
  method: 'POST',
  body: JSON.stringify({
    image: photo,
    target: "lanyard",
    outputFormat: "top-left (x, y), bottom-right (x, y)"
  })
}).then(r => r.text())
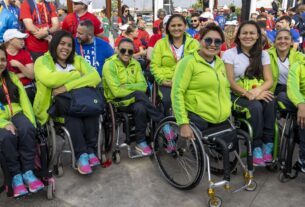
top-left (1, 77), bottom-right (13, 117)
top-left (75, 12), bottom-right (80, 25)
top-left (170, 44), bottom-right (184, 62)
top-left (79, 38), bottom-right (97, 67)
top-left (33, 1), bottom-right (49, 25)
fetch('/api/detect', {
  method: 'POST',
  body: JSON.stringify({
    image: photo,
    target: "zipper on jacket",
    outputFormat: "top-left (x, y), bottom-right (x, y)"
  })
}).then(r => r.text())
top-left (213, 67), bottom-right (222, 122)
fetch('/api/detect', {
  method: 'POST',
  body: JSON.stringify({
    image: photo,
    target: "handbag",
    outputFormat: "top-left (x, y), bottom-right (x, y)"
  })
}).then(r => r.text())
top-left (50, 87), bottom-right (105, 117)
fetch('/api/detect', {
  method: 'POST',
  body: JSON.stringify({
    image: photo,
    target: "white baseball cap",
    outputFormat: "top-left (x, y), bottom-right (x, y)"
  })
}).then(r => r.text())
top-left (72, 0), bottom-right (92, 6)
top-left (119, 24), bottom-right (129, 31)
top-left (3, 29), bottom-right (28, 42)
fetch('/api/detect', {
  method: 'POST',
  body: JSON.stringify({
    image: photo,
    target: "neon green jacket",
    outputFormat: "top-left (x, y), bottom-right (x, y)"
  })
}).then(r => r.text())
top-left (33, 52), bottom-right (101, 125)
top-left (102, 54), bottom-right (147, 107)
top-left (287, 60), bottom-right (305, 107)
top-left (0, 72), bottom-right (36, 128)
top-left (268, 47), bottom-right (305, 92)
top-left (172, 51), bottom-right (232, 125)
top-left (150, 33), bottom-right (199, 85)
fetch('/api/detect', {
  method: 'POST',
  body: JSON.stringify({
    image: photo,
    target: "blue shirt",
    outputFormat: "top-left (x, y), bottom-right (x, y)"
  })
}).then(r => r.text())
top-left (2, 2), bottom-right (19, 20)
top-left (215, 15), bottom-right (226, 30)
top-left (0, 7), bottom-right (19, 42)
top-left (267, 29), bottom-right (300, 43)
top-left (186, 28), bottom-right (199, 38)
top-left (75, 37), bottom-right (114, 76)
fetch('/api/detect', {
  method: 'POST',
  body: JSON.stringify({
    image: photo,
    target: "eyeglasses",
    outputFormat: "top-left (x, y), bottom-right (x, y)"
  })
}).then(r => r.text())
top-left (120, 48), bottom-right (134, 56)
top-left (199, 17), bottom-right (208, 22)
top-left (73, 2), bottom-right (83, 5)
top-left (203, 38), bottom-right (223, 47)
top-left (191, 19), bottom-right (198, 23)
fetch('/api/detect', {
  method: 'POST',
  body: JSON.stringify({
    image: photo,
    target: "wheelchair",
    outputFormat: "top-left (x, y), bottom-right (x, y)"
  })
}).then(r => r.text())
top-left (153, 116), bottom-right (256, 207)
top-left (46, 114), bottom-right (108, 176)
top-left (277, 110), bottom-right (303, 182)
top-left (105, 103), bottom-right (154, 164)
top-left (0, 126), bottom-right (56, 199)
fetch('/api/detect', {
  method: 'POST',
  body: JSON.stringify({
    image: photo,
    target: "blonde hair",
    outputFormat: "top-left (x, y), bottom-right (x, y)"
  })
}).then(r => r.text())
top-left (224, 25), bottom-right (236, 47)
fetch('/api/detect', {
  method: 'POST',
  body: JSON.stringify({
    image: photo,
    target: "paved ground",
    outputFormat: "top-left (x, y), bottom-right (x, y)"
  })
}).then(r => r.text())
top-left (1, 146), bottom-right (305, 207)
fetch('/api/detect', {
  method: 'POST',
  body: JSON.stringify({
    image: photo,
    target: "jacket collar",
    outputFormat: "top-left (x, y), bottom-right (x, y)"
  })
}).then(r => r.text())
top-left (193, 50), bottom-right (223, 69)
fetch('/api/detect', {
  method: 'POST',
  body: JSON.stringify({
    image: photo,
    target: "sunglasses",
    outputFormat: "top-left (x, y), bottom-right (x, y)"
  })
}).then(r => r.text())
top-left (73, 2), bottom-right (83, 5)
top-left (120, 48), bottom-right (134, 56)
top-left (199, 17), bottom-right (208, 22)
top-left (191, 19), bottom-right (198, 23)
top-left (203, 38), bottom-right (223, 47)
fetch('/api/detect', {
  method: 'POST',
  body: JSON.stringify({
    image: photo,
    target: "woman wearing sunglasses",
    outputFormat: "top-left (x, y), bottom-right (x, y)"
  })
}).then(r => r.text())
top-left (103, 38), bottom-right (176, 156)
top-left (222, 21), bottom-right (275, 167)
top-left (120, 5), bottom-right (134, 25)
top-left (150, 14), bottom-right (199, 116)
top-left (172, 24), bottom-right (231, 139)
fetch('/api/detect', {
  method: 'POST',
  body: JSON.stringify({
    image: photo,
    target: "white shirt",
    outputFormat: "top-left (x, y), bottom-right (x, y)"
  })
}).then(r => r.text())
top-left (55, 63), bottom-right (75, 72)
top-left (277, 57), bottom-right (290, 85)
top-left (172, 45), bottom-right (184, 61)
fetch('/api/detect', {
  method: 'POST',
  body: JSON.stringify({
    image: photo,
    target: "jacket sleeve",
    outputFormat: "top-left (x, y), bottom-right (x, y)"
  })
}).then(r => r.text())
top-left (12, 74), bottom-right (36, 127)
top-left (103, 61), bottom-right (134, 98)
top-left (64, 56), bottom-right (101, 91)
top-left (171, 57), bottom-right (193, 125)
top-left (125, 62), bottom-right (147, 92)
top-left (34, 56), bottom-right (80, 88)
top-left (287, 62), bottom-right (305, 106)
top-left (150, 41), bottom-right (171, 84)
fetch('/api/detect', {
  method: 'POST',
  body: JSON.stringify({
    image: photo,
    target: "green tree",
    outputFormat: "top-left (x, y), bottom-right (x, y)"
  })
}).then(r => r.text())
top-left (191, 0), bottom-right (203, 10)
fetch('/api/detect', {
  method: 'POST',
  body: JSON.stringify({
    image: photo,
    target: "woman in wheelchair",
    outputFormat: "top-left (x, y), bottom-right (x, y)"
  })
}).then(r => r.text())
top-left (150, 14), bottom-right (199, 116)
top-left (287, 59), bottom-right (305, 173)
top-left (268, 29), bottom-right (305, 97)
top-left (33, 31), bottom-right (101, 175)
top-left (102, 38), bottom-right (175, 156)
top-left (0, 46), bottom-right (44, 197)
top-left (222, 21), bottom-right (276, 166)
top-left (171, 23), bottom-right (231, 140)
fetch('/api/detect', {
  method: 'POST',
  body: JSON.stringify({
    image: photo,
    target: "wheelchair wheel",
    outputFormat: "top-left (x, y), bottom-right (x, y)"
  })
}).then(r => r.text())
top-left (153, 118), bottom-right (205, 190)
top-left (208, 196), bottom-right (222, 207)
top-left (103, 104), bottom-right (116, 153)
top-left (46, 181), bottom-right (55, 200)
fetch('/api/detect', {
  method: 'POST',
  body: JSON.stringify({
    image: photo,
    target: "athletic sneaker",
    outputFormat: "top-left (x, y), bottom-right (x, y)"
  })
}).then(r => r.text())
top-left (22, 170), bottom-right (44, 193)
top-left (253, 147), bottom-right (265, 166)
top-left (12, 174), bottom-right (28, 198)
top-left (263, 143), bottom-right (274, 163)
top-left (162, 124), bottom-right (177, 153)
top-left (88, 153), bottom-right (100, 167)
top-left (298, 157), bottom-right (305, 173)
top-left (77, 153), bottom-right (92, 175)
top-left (135, 141), bottom-right (153, 156)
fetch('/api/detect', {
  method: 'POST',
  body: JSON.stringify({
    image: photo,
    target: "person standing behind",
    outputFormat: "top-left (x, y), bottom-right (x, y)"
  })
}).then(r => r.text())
top-left (2, 0), bottom-right (20, 21)
top-left (75, 20), bottom-right (113, 77)
top-left (215, 9), bottom-right (226, 30)
top-left (62, 0), bottom-right (104, 40)
top-left (3, 29), bottom-right (35, 103)
top-left (0, 3), bottom-right (18, 43)
top-left (186, 12), bottom-right (200, 38)
top-left (120, 5), bottom-right (133, 25)
top-left (110, 9), bottom-right (121, 41)
top-left (153, 9), bottom-right (166, 34)
top-left (20, 0), bottom-right (59, 60)
top-left (100, 9), bottom-right (109, 38)
top-left (227, 6), bottom-right (238, 21)
top-left (137, 19), bottom-right (150, 49)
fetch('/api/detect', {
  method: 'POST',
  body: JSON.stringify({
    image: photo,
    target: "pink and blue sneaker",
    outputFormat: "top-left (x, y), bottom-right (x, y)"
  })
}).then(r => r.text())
top-left (253, 147), bottom-right (265, 167)
top-left (12, 174), bottom-right (28, 198)
top-left (162, 124), bottom-right (176, 153)
top-left (88, 153), bottom-right (100, 167)
top-left (22, 170), bottom-right (44, 193)
top-left (135, 141), bottom-right (153, 156)
top-left (263, 143), bottom-right (274, 163)
top-left (77, 153), bottom-right (92, 175)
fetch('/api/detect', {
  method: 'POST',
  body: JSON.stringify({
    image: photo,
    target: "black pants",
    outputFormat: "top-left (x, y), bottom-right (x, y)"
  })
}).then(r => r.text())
top-left (25, 84), bottom-right (36, 105)
top-left (0, 113), bottom-right (36, 177)
top-left (64, 115), bottom-right (99, 159)
top-left (277, 91), bottom-right (305, 159)
top-left (119, 91), bottom-right (164, 144)
top-left (29, 51), bottom-right (44, 61)
top-left (232, 94), bottom-right (276, 148)
top-left (160, 86), bottom-right (171, 116)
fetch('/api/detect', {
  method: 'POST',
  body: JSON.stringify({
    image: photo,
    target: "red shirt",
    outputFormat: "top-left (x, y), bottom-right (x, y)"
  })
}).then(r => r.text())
top-left (115, 35), bottom-right (142, 53)
top-left (153, 19), bottom-right (162, 33)
top-left (62, 12), bottom-right (104, 37)
top-left (7, 49), bottom-right (33, 86)
top-left (138, 29), bottom-right (150, 48)
top-left (20, 0), bottom-right (57, 53)
top-left (147, 34), bottom-right (162, 48)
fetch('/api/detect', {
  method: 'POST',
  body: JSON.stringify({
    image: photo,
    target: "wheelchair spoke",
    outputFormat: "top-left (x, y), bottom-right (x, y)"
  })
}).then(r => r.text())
top-left (176, 157), bottom-right (196, 183)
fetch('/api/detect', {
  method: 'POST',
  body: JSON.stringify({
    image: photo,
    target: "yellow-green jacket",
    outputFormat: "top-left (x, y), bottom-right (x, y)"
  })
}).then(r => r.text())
top-left (268, 47), bottom-right (305, 92)
top-left (172, 51), bottom-right (232, 125)
top-left (33, 52), bottom-right (101, 125)
top-left (102, 54), bottom-right (147, 107)
top-left (0, 72), bottom-right (36, 128)
top-left (287, 60), bottom-right (305, 107)
top-left (150, 33), bottom-right (199, 85)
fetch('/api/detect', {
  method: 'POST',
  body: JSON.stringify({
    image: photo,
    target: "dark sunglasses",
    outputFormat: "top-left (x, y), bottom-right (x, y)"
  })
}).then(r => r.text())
top-left (199, 17), bottom-right (208, 22)
top-left (120, 48), bottom-right (134, 56)
top-left (73, 2), bottom-right (83, 5)
top-left (203, 38), bottom-right (223, 47)
top-left (191, 19), bottom-right (198, 23)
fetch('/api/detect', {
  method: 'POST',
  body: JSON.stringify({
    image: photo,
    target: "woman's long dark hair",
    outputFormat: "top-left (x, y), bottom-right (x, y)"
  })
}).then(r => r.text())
top-left (165, 14), bottom-right (187, 39)
top-left (49, 30), bottom-right (75, 65)
top-left (0, 46), bottom-right (19, 104)
top-left (235, 21), bottom-right (263, 79)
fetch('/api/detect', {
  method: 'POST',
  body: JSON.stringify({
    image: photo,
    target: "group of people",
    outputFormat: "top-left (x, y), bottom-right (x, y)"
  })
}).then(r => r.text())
top-left (0, 0), bottom-right (305, 202)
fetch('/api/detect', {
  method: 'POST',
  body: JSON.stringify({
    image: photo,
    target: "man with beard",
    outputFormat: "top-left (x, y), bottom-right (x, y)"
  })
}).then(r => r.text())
top-left (186, 12), bottom-right (200, 38)
top-left (75, 20), bottom-right (113, 76)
